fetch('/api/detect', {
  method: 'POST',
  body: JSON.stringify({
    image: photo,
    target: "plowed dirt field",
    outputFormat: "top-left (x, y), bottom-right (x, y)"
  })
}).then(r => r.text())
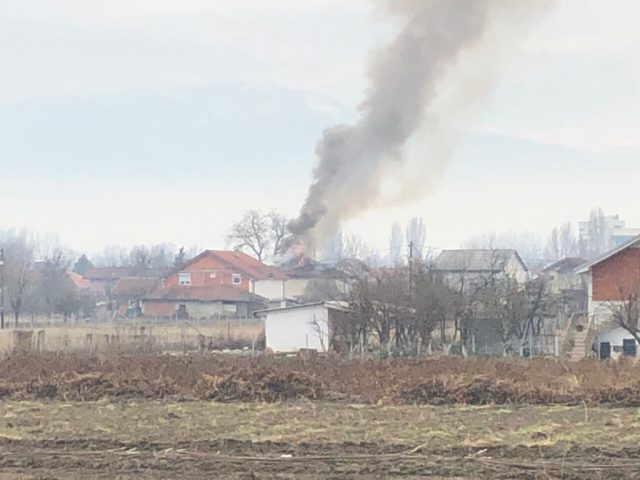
top-left (0, 401), bottom-right (638, 479)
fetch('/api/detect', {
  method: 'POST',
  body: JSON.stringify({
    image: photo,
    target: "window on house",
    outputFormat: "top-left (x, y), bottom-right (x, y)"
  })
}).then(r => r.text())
top-left (232, 273), bottom-right (241, 285)
top-left (223, 303), bottom-right (238, 313)
top-left (179, 272), bottom-right (192, 286)
top-left (177, 304), bottom-right (188, 319)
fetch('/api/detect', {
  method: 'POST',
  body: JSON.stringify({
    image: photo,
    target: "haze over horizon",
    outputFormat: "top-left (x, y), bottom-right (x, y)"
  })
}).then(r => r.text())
top-left (1, 0), bottom-right (639, 255)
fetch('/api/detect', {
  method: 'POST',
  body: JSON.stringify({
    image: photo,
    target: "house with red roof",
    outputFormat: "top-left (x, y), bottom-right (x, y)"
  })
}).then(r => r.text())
top-left (140, 250), bottom-right (284, 319)
top-left (163, 250), bottom-right (287, 291)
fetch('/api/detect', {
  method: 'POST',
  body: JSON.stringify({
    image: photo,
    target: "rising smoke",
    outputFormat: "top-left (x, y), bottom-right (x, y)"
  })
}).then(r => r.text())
top-left (289, 0), bottom-right (548, 244)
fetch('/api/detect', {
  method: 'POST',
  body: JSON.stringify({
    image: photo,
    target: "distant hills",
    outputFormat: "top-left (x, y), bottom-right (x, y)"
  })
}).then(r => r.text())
top-left (0, 82), bottom-right (636, 187)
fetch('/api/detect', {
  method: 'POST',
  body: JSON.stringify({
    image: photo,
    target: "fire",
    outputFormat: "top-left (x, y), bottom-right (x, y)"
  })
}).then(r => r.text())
top-left (293, 238), bottom-right (305, 258)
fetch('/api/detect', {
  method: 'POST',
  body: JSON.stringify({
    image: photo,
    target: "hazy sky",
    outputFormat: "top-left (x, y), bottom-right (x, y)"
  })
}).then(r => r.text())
top-left (1, 0), bottom-right (639, 256)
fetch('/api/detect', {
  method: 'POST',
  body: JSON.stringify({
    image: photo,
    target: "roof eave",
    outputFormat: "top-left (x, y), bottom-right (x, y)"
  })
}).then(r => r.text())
top-left (576, 234), bottom-right (640, 274)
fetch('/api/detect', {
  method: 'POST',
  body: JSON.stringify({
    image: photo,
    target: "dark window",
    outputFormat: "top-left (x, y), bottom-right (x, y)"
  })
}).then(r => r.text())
top-left (177, 304), bottom-right (188, 319)
top-left (623, 339), bottom-right (637, 357)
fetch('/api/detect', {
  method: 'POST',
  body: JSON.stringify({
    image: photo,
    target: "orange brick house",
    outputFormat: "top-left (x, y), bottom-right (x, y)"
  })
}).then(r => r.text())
top-left (163, 250), bottom-right (287, 291)
top-left (578, 235), bottom-right (640, 321)
top-left (577, 235), bottom-right (640, 358)
top-left (141, 250), bottom-right (286, 319)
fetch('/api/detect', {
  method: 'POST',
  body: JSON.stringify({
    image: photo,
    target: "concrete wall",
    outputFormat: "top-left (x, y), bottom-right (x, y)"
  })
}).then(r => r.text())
top-left (265, 305), bottom-right (330, 353)
top-left (505, 256), bottom-right (529, 284)
top-left (254, 279), bottom-right (286, 300)
top-left (548, 270), bottom-right (587, 294)
top-left (142, 300), bottom-right (252, 319)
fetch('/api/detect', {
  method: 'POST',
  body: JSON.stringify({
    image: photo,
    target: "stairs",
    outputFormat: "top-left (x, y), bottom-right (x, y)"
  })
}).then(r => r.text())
top-left (568, 328), bottom-right (589, 361)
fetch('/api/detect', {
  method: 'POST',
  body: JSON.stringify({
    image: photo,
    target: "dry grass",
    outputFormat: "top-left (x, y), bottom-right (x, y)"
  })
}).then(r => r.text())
top-left (2, 354), bottom-right (640, 406)
top-left (0, 400), bottom-right (638, 479)
top-left (0, 400), bottom-right (634, 448)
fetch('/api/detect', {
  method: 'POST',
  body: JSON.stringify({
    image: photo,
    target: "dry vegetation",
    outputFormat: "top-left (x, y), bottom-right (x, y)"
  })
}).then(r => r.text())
top-left (2, 354), bottom-right (640, 478)
top-left (2, 354), bottom-right (640, 406)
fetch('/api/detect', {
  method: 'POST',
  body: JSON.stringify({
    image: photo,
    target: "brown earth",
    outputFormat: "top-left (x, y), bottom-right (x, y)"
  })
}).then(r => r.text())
top-left (0, 401), bottom-right (639, 479)
top-left (2, 438), bottom-right (635, 479)
top-left (2, 353), bottom-right (640, 406)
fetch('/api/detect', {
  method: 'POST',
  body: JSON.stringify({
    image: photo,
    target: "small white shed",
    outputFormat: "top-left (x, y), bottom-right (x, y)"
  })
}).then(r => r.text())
top-left (255, 302), bottom-right (349, 354)
top-left (597, 326), bottom-right (638, 359)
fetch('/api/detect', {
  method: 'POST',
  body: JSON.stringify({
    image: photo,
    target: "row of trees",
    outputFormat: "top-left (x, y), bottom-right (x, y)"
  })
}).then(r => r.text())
top-left (89, 244), bottom-right (200, 272)
top-left (227, 207), bottom-right (617, 271)
top-left (226, 210), bottom-right (429, 267)
top-left (465, 207), bottom-right (627, 267)
top-left (328, 263), bottom-right (555, 357)
top-left (0, 231), bottom-right (201, 325)
top-left (0, 230), bottom-right (94, 325)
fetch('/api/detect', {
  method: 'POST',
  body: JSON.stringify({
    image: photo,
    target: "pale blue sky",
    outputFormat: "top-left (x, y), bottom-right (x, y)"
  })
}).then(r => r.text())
top-left (0, 0), bottom-right (638, 254)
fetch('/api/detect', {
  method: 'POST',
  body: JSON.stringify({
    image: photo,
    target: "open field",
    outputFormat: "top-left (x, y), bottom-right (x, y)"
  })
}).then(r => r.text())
top-left (0, 400), bottom-right (639, 479)
top-left (2, 354), bottom-right (640, 478)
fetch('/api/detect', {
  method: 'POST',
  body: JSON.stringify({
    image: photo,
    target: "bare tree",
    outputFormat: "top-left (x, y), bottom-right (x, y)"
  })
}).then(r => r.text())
top-left (406, 217), bottom-right (426, 259)
top-left (228, 210), bottom-right (270, 261)
top-left (174, 247), bottom-right (186, 270)
top-left (301, 278), bottom-right (345, 303)
top-left (410, 266), bottom-right (451, 354)
top-left (579, 207), bottom-right (608, 259)
top-left (609, 276), bottom-right (640, 344)
top-left (546, 224), bottom-right (579, 261)
top-left (129, 245), bottom-right (151, 273)
top-left (490, 277), bottom-right (553, 355)
top-left (343, 235), bottom-right (372, 261)
top-left (95, 245), bottom-right (130, 266)
top-left (37, 251), bottom-right (70, 319)
top-left (268, 212), bottom-right (290, 258)
top-left (1, 232), bottom-right (35, 326)
top-left (337, 277), bottom-right (374, 355)
top-left (463, 231), bottom-right (544, 269)
top-left (558, 223), bottom-right (578, 258)
top-left (228, 210), bottom-right (292, 262)
top-left (389, 222), bottom-right (404, 266)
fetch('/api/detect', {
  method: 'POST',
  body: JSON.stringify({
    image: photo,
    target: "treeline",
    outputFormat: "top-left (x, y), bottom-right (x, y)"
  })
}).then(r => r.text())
top-left (323, 263), bottom-right (559, 357)
top-left (0, 229), bottom-right (200, 324)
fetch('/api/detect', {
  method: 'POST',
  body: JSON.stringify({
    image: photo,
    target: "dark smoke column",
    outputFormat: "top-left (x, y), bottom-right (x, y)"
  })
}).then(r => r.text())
top-left (289, 0), bottom-right (525, 243)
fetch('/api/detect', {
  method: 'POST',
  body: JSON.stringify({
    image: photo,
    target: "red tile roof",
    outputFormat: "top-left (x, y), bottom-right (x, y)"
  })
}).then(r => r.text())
top-left (170, 250), bottom-right (287, 281)
top-left (67, 271), bottom-right (90, 289)
top-left (84, 267), bottom-right (136, 280)
top-left (209, 250), bottom-right (287, 280)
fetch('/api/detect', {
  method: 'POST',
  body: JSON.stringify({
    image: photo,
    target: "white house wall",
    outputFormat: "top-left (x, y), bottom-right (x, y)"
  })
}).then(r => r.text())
top-left (506, 256), bottom-right (528, 284)
top-left (265, 306), bottom-right (330, 353)
top-left (597, 326), bottom-right (637, 359)
top-left (283, 278), bottom-right (310, 299)
top-left (254, 279), bottom-right (286, 300)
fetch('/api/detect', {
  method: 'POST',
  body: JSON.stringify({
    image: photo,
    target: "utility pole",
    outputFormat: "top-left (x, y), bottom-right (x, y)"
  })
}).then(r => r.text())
top-left (408, 241), bottom-right (414, 300)
top-left (0, 248), bottom-right (5, 330)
